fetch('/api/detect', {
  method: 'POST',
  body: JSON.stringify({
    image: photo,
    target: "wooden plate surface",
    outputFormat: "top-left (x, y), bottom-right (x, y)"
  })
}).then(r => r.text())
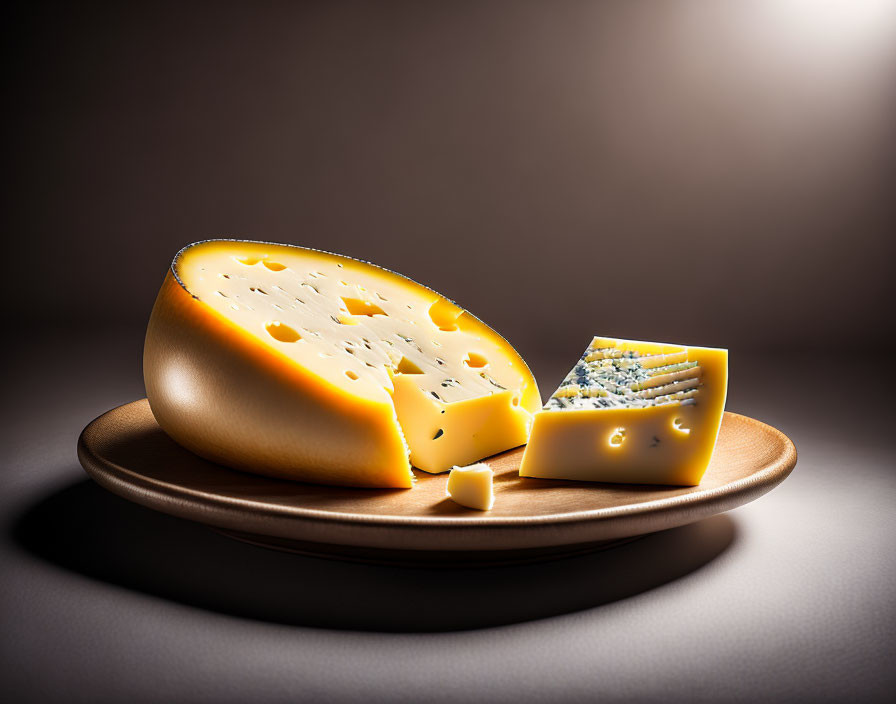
top-left (78, 400), bottom-right (796, 565)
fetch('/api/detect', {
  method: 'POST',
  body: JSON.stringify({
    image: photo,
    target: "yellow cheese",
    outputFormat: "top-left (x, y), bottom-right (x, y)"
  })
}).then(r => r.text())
top-left (144, 240), bottom-right (540, 488)
top-left (519, 337), bottom-right (727, 485)
top-left (446, 463), bottom-right (494, 510)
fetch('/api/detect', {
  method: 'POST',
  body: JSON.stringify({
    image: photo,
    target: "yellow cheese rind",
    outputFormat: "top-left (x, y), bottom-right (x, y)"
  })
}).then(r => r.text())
top-left (144, 240), bottom-right (539, 487)
top-left (519, 337), bottom-right (728, 486)
top-left (144, 271), bottom-right (411, 487)
top-left (446, 463), bottom-right (494, 510)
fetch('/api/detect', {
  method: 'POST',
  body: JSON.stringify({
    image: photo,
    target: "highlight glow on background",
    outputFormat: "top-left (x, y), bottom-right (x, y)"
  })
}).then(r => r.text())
top-left (762, 0), bottom-right (896, 45)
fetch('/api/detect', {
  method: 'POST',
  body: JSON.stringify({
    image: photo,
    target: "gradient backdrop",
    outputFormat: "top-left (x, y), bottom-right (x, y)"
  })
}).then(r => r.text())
top-left (3, 2), bottom-right (896, 702)
top-left (4, 0), bottom-right (895, 368)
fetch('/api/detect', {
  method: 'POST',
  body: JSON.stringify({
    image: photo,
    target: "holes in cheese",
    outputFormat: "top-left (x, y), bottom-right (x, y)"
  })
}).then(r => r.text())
top-left (336, 313), bottom-right (359, 326)
top-left (265, 321), bottom-right (301, 342)
top-left (673, 417), bottom-right (690, 435)
top-left (341, 297), bottom-right (387, 317)
top-left (144, 240), bottom-right (540, 488)
top-left (608, 427), bottom-right (626, 448)
top-left (395, 356), bottom-right (424, 375)
top-left (519, 336), bottom-right (728, 486)
top-left (428, 298), bottom-right (463, 332)
top-left (464, 352), bottom-right (488, 368)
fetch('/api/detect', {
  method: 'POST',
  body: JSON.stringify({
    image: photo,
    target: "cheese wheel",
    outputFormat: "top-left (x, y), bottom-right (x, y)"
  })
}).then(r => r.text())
top-left (144, 240), bottom-right (540, 488)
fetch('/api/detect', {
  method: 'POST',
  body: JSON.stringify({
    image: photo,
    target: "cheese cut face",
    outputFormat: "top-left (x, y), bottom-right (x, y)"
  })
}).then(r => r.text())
top-left (519, 337), bottom-right (728, 486)
top-left (446, 463), bottom-right (494, 511)
top-left (144, 240), bottom-right (540, 488)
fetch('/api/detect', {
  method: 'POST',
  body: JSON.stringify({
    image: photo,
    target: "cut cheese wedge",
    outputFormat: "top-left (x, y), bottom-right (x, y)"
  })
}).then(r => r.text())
top-left (519, 337), bottom-right (728, 485)
top-left (144, 240), bottom-right (540, 488)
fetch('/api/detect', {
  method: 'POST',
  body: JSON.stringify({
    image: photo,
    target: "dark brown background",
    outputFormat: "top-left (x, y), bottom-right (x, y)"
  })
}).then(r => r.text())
top-left (3, 3), bottom-right (896, 702)
top-left (4, 0), bottom-right (895, 364)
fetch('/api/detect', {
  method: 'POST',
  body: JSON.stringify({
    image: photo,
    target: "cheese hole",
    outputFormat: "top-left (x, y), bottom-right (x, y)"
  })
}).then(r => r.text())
top-left (235, 256), bottom-right (261, 266)
top-left (464, 352), bottom-right (488, 368)
top-left (249, 287), bottom-right (268, 295)
top-left (673, 418), bottom-right (691, 435)
top-left (608, 427), bottom-right (626, 448)
top-left (263, 261), bottom-right (286, 271)
top-left (265, 321), bottom-right (301, 342)
top-left (341, 297), bottom-right (386, 317)
top-left (345, 370), bottom-right (359, 380)
top-left (215, 290), bottom-right (228, 297)
top-left (428, 298), bottom-right (462, 331)
top-left (219, 273), bottom-right (231, 279)
top-left (433, 429), bottom-right (444, 440)
top-left (395, 356), bottom-right (424, 374)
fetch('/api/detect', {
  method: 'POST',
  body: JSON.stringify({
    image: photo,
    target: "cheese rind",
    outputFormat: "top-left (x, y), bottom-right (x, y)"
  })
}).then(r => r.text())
top-left (446, 463), bottom-right (495, 510)
top-left (519, 337), bottom-right (728, 486)
top-left (144, 240), bottom-right (539, 487)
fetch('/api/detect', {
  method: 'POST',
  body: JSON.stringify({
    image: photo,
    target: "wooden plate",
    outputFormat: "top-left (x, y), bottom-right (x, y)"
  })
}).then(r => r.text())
top-left (78, 400), bottom-right (796, 566)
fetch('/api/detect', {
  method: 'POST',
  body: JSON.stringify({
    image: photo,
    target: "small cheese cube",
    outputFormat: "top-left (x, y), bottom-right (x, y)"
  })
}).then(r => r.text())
top-left (446, 463), bottom-right (494, 510)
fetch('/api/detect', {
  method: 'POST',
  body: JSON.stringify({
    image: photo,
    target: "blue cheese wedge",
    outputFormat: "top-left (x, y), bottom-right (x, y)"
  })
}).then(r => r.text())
top-left (519, 337), bottom-right (728, 485)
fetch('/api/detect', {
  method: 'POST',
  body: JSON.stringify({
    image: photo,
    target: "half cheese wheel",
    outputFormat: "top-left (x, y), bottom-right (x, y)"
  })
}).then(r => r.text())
top-left (144, 240), bottom-right (540, 488)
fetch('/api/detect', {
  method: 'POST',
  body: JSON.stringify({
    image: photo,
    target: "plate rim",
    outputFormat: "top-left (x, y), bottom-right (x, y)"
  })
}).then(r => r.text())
top-left (78, 400), bottom-right (797, 550)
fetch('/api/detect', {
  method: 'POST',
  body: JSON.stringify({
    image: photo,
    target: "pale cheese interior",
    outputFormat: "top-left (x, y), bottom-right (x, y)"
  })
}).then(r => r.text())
top-left (446, 463), bottom-right (495, 511)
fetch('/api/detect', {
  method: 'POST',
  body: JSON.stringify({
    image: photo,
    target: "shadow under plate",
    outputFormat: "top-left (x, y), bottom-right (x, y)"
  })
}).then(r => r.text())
top-left (11, 478), bottom-right (736, 632)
